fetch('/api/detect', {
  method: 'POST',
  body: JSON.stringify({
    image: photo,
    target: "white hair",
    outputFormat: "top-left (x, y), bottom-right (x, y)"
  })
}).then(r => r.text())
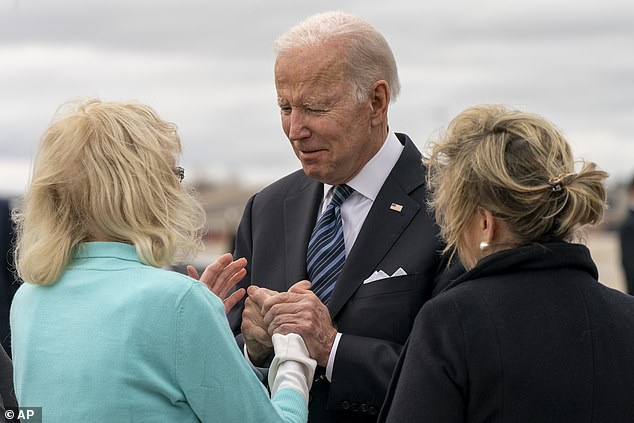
top-left (274, 11), bottom-right (400, 103)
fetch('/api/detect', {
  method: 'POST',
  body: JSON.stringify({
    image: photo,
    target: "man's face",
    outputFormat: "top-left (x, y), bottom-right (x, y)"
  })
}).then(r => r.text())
top-left (274, 40), bottom-right (381, 185)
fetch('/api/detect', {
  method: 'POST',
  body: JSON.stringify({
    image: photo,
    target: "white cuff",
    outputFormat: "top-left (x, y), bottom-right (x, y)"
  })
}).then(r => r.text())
top-left (325, 332), bottom-right (342, 382)
top-left (268, 333), bottom-right (317, 403)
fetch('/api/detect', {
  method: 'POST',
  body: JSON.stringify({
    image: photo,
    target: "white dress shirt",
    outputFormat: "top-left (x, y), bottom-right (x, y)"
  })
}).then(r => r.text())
top-left (321, 132), bottom-right (404, 380)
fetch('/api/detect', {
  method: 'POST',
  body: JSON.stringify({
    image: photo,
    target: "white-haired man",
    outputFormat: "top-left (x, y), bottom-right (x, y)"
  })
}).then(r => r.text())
top-left (228, 11), bottom-right (448, 422)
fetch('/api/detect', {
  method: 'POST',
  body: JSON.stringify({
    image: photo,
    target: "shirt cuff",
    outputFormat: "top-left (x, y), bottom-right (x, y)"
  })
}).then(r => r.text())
top-left (325, 332), bottom-right (342, 381)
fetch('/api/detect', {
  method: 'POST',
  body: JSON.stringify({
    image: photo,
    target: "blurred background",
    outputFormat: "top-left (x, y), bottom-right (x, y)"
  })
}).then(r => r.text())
top-left (0, 0), bottom-right (632, 311)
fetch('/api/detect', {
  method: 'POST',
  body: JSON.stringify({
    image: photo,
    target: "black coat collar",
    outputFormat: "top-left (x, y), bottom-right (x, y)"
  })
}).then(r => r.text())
top-left (438, 241), bottom-right (599, 295)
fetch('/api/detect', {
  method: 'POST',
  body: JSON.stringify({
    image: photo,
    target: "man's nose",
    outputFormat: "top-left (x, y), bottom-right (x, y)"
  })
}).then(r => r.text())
top-left (288, 109), bottom-right (310, 141)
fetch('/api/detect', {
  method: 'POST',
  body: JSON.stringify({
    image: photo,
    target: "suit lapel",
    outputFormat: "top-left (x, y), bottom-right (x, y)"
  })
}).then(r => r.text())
top-left (327, 135), bottom-right (425, 317)
top-left (283, 176), bottom-right (323, 289)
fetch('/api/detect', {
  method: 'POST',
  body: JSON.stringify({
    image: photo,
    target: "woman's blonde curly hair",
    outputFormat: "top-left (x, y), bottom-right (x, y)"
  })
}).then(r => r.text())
top-left (426, 104), bottom-right (608, 264)
top-left (13, 99), bottom-right (205, 285)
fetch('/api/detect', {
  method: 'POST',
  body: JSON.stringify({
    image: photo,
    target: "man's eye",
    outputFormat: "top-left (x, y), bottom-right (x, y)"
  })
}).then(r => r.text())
top-left (279, 106), bottom-right (291, 114)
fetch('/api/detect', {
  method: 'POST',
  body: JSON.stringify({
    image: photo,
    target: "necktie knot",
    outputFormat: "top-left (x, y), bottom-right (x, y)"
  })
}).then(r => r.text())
top-left (330, 184), bottom-right (354, 208)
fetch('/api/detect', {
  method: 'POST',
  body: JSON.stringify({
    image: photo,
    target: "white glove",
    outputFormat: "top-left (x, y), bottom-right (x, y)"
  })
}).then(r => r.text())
top-left (268, 333), bottom-right (316, 403)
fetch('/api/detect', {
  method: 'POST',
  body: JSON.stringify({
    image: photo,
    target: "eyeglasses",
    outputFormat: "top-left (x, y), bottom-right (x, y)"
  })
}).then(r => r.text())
top-left (174, 166), bottom-right (185, 183)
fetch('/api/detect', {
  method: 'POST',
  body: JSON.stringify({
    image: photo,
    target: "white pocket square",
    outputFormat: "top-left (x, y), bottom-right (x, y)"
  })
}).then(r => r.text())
top-left (363, 267), bottom-right (407, 284)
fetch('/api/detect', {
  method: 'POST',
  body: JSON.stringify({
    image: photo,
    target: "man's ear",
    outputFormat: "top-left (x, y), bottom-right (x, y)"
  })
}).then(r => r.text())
top-left (370, 80), bottom-right (390, 127)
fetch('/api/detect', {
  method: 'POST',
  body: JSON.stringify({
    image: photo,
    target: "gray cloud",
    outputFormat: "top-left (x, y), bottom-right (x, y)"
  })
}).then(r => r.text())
top-left (0, 0), bottom-right (633, 197)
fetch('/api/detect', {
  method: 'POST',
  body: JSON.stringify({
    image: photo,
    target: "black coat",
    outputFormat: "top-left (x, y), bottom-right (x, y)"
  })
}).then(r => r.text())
top-left (620, 209), bottom-right (634, 294)
top-left (229, 134), bottom-right (447, 422)
top-left (379, 242), bottom-right (634, 423)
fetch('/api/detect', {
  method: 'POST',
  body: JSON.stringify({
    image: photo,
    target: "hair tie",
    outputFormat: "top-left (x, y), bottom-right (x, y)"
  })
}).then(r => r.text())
top-left (548, 172), bottom-right (577, 192)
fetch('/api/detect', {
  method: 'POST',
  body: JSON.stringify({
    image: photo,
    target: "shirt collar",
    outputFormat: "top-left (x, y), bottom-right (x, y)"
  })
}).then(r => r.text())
top-left (323, 132), bottom-right (404, 201)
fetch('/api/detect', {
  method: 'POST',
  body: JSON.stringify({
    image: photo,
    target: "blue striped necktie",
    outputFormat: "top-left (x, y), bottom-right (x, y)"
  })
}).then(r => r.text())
top-left (307, 184), bottom-right (354, 303)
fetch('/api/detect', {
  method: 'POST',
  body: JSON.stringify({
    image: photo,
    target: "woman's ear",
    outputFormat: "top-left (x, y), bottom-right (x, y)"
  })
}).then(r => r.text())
top-left (480, 208), bottom-right (498, 244)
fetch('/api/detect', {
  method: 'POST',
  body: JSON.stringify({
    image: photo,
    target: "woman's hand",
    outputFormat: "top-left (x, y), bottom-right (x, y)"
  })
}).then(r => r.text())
top-left (187, 253), bottom-right (247, 314)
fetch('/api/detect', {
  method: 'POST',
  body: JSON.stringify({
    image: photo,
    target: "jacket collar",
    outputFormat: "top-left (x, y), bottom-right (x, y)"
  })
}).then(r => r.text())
top-left (73, 242), bottom-right (141, 262)
top-left (437, 241), bottom-right (598, 295)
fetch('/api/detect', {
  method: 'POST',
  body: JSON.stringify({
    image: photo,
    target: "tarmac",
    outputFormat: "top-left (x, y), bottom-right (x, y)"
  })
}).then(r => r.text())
top-left (586, 229), bottom-right (627, 293)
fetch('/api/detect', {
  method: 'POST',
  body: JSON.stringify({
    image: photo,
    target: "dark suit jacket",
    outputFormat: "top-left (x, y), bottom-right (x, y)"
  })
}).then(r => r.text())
top-left (620, 209), bottom-right (634, 294)
top-left (379, 242), bottom-right (634, 423)
top-left (230, 133), bottom-right (445, 422)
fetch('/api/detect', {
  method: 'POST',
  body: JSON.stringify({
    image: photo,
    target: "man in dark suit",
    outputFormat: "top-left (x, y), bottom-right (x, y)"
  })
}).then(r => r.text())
top-left (620, 176), bottom-right (634, 294)
top-left (226, 11), bottom-right (447, 422)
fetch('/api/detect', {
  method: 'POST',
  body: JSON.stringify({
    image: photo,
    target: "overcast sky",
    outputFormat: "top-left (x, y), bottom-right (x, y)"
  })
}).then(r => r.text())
top-left (1, 0), bottom-right (633, 195)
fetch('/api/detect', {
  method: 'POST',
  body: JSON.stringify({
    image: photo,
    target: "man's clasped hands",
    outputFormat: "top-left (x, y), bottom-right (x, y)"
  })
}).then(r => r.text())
top-left (188, 253), bottom-right (337, 368)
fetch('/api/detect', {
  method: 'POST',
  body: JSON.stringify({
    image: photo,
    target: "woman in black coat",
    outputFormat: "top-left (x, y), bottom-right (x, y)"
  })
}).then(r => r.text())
top-left (379, 105), bottom-right (634, 423)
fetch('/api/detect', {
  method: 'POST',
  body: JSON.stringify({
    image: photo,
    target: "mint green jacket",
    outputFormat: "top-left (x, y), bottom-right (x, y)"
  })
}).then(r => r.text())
top-left (11, 242), bottom-right (306, 422)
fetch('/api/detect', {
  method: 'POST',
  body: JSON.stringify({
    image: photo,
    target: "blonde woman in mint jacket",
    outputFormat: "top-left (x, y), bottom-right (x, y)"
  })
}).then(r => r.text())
top-left (10, 99), bottom-right (315, 423)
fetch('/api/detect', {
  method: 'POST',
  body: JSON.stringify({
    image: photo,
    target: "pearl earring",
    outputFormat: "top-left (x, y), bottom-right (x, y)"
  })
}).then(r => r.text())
top-left (479, 241), bottom-right (490, 251)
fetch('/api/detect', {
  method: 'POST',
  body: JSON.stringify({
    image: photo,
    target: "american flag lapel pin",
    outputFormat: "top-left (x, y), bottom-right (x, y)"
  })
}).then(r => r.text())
top-left (390, 203), bottom-right (403, 212)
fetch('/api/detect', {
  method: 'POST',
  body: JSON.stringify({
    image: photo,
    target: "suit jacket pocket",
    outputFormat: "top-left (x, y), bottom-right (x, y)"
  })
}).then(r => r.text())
top-left (339, 273), bottom-right (424, 343)
top-left (354, 273), bottom-right (419, 299)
